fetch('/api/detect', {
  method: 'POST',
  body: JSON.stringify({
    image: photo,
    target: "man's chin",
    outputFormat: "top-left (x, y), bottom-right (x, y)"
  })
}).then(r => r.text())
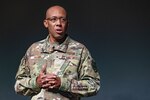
top-left (55, 34), bottom-right (66, 40)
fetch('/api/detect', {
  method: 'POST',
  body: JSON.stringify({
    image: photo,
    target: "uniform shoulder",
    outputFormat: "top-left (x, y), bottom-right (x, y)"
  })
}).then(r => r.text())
top-left (26, 38), bottom-right (46, 52)
top-left (68, 37), bottom-right (86, 48)
top-left (29, 38), bottom-right (46, 47)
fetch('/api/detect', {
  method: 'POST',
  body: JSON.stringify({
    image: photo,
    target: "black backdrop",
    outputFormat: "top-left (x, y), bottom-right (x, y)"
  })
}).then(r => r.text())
top-left (0, 0), bottom-right (150, 100)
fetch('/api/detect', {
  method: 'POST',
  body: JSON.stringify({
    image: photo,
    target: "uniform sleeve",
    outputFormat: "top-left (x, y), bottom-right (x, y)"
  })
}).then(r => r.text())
top-left (59, 46), bottom-right (100, 97)
top-left (14, 49), bottom-right (41, 96)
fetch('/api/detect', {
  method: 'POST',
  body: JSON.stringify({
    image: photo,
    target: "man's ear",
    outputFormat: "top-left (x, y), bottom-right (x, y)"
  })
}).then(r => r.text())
top-left (43, 20), bottom-right (48, 28)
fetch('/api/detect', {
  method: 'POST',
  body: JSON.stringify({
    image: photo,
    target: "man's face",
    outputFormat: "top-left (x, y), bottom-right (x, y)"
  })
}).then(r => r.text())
top-left (44, 6), bottom-right (68, 42)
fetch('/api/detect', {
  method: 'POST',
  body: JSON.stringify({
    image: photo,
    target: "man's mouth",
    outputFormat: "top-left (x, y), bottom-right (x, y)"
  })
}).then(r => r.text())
top-left (56, 29), bottom-right (63, 34)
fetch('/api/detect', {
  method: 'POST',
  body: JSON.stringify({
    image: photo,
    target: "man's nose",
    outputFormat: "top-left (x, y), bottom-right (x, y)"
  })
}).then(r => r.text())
top-left (56, 19), bottom-right (62, 26)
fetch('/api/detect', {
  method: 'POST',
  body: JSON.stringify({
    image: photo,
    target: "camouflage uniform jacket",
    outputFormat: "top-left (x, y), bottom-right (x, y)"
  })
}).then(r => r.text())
top-left (14, 35), bottom-right (100, 100)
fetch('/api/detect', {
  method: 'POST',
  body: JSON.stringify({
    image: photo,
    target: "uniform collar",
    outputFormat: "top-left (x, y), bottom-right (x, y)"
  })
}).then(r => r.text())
top-left (43, 35), bottom-right (70, 53)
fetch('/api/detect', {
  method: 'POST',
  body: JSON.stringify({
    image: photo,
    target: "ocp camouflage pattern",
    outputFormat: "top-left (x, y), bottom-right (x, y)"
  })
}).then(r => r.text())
top-left (14, 35), bottom-right (100, 100)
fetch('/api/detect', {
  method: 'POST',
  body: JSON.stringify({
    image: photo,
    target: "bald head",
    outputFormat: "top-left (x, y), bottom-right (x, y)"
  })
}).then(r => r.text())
top-left (45, 5), bottom-right (67, 19)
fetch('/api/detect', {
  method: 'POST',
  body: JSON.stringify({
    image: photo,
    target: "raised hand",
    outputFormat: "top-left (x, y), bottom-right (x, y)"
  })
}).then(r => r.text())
top-left (36, 64), bottom-right (61, 90)
top-left (36, 64), bottom-right (47, 87)
top-left (42, 73), bottom-right (61, 89)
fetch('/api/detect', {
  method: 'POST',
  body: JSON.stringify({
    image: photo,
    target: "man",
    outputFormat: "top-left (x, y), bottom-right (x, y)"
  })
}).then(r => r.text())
top-left (14, 5), bottom-right (100, 100)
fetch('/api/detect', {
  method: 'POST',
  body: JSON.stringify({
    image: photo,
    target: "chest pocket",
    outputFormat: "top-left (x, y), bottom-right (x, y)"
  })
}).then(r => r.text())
top-left (46, 58), bottom-right (68, 76)
top-left (46, 58), bottom-right (79, 80)
top-left (29, 56), bottom-right (47, 77)
top-left (62, 60), bottom-right (79, 80)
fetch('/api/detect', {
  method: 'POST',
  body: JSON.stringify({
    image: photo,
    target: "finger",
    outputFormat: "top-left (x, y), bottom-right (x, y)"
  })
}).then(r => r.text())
top-left (42, 83), bottom-right (51, 89)
top-left (46, 74), bottom-right (57, 79)
top-left (41, 77), bottom-right (49, 83)
top-left (40, 63), bottom-right (47, 74)
top-left (47, 78), bottom-right (55, 81)
top-left (49, 83), bottom-right (59, 89)
top-left (49, 85), bottom-right (55, 89)
top-left (47, 80), bottom-right (55, 84)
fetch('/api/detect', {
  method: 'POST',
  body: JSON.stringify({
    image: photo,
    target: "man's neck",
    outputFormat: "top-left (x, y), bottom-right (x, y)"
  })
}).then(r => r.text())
top-left (49, 35), bottom-right (67, 45)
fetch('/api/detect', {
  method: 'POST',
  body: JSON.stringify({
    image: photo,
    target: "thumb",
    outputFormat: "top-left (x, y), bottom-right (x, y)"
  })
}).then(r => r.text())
top-left (40, 63), bottom-right (47, 74)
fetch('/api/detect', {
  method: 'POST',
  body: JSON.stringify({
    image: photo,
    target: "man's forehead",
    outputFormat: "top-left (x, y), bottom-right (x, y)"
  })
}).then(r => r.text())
top-left (48, 6), bottom-right (65, 11)
top-left (46, 6), bottom-right (67, 16)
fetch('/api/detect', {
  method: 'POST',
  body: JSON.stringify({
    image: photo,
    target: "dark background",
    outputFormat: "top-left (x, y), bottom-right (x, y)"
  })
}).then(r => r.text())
top-left (0, 0), bottom-right (150, 100)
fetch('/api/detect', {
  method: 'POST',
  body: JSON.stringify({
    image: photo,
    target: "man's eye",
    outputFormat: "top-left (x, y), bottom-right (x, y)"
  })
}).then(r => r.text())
top-left (46, 17), bottom-right (67, 23)
top-left (61, 18), bottom-right (67, 21)
top-left (50, 18), bottom-right (57, 22)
